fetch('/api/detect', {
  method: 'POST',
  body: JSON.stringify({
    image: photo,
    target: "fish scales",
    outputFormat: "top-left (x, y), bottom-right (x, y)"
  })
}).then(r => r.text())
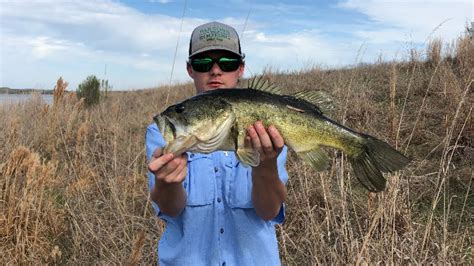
top-left (206, 89), bottom-right (362, 154)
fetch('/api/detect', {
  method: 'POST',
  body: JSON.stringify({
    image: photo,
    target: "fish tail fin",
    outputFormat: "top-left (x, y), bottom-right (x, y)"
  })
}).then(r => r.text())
top-left (349, 134), bottom-right (410, 192)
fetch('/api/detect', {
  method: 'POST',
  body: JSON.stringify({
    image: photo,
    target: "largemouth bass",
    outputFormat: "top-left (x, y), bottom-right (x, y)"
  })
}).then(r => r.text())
top-left (153, 85), bottom-right (410, 192)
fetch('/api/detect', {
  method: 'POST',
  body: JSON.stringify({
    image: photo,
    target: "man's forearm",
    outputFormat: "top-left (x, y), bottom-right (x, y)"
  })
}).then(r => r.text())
top-left (151, 182), bottom-right (187, 217)
top-left (252, 161), bottom-right (287, 221)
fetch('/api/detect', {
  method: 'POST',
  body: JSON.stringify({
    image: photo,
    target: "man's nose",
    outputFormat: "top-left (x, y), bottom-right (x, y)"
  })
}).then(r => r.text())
top-left (209, 62), bottom-right (223, 75)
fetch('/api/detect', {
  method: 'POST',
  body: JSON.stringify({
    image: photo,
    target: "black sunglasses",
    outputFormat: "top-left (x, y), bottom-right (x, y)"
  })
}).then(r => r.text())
top-left (189, 57), bottom-right (242, 72)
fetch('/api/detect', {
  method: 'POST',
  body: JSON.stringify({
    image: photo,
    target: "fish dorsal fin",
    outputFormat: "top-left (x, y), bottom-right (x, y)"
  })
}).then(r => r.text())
top-left (297, 148), bottom-right (330, 171)
top-left (292, 90), bottom-right (334, 113)
top-left (247, 75), bottom-right (282, 95)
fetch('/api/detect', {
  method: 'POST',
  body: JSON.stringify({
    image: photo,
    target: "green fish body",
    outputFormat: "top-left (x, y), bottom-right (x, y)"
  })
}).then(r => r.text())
top-left (154, 88), bottom-right (410, 192)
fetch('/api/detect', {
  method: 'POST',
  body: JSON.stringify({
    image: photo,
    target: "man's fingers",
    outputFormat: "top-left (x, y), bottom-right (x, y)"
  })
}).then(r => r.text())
top-left (247, 125), bottom-right (262, 152)
top-left (244, 135), bottom-right (252, 148)
top-left (148, 153), bottom-right (174, 172)
top-left (254, 121), bottom-right (274, 154)
top-left (167, 157), bottom-right (187, 182)
top-left (268, 125), bottom-right (284, 149)
top-left (156, 154), bottom-right (187, 178)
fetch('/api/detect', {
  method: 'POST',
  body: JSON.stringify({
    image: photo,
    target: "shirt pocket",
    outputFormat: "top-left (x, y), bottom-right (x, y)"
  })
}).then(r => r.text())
top-left (184, 153), bottom-right (216, 206)
top-left (227, 161), bottom-right (254, 209)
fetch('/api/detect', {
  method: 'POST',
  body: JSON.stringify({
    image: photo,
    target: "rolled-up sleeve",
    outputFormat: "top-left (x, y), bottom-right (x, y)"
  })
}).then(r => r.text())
top-left (272, 145), bottom-right (289, 224)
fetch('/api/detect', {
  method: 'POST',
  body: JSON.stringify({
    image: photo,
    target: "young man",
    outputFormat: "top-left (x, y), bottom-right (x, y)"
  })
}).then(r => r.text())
top-left (146, 21), bottom-right (288, 265)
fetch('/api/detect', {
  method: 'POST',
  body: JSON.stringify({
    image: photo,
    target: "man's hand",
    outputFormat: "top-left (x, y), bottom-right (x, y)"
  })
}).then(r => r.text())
top-left (148, 148), bottom-right (188, 185)
top-left (246, 121), bottom-right (285, 167)
top-left (246, 121), bottom-right (287, 221)
top-left (148, 148), bottom-right (188, 217)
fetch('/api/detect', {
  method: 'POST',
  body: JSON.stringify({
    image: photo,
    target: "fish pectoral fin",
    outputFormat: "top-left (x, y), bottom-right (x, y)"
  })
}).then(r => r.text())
top-left (297, 148), bottom-right (330, 171)
top-left (234, 120), bottom-right (260, 167)
top-left (236, 147), bottom-right (260, 167)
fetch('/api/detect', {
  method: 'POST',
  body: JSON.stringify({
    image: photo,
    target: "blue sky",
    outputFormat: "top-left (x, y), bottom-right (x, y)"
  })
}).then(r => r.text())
top-left (0, 0), bottom-right (472, 90)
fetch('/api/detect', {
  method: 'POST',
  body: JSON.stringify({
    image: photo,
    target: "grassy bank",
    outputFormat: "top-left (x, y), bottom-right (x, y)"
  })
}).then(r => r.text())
top-left (0, 35), bottom-right (472, 264)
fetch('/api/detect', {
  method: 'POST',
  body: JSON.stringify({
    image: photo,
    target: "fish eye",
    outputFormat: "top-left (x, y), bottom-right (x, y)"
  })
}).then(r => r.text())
top-left (175, 104), bottom-right (185, 113)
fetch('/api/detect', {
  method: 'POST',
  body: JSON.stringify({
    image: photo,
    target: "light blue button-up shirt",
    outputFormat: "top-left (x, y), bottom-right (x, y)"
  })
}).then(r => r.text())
top-left (146, 123), bottom-right (288, 265)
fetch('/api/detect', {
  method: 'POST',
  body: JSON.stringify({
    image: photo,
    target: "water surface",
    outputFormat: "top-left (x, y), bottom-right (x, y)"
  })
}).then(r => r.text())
top-left (0, 94), bottom-right (54, 105)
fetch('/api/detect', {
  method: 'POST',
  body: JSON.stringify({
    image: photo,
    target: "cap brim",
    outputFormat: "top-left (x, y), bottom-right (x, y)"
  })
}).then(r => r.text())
top-left (189, 46), bottom-right (243, 58)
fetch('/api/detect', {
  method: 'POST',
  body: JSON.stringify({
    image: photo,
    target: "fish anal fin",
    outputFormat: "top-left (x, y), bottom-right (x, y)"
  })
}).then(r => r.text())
top-left (297, 148), bottom-right (330, 171)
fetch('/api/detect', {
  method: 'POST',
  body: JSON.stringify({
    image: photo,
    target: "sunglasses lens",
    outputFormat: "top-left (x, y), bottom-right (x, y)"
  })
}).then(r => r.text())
top-left (217, 58), bottom-right (241, 72)
top-left (191, 57), bottom-right (241, 72)
top-left (191, 58), bottom-right (213, 72)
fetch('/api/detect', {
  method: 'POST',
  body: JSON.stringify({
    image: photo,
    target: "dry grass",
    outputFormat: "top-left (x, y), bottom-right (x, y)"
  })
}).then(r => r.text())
top-left (0, 35), bottom-right (472, 264)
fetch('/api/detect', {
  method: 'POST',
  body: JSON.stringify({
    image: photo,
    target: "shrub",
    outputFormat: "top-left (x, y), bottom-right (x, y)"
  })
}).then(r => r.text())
top-left (77, 75), bottom-right (100, 106)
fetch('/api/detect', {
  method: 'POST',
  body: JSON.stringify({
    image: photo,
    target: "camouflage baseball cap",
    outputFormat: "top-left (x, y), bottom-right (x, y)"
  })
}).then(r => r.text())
top-left (189, 21), bottom-right (244, 58)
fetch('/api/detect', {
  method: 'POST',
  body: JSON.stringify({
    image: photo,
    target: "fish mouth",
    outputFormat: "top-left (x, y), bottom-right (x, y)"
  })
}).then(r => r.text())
top-left (154, 114), bottom-right (176, 142)
top-left (153, 114), bottom-right (198, 156)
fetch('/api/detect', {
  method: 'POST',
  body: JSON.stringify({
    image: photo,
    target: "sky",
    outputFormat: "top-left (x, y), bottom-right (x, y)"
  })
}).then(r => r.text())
top-left (0, 0), bottom-right (472, 91)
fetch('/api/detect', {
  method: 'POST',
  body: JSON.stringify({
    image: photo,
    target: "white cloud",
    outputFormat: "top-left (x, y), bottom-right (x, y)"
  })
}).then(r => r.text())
top-left (243, 29), bottom-right (360, 73)
top-left (1, 0), bottom-right (198, 52)
top-left (0, 0), bottom-right (206, 89)
top-left (29, 37), bottom-right (84, 59)
top-left (339, 0), bottom-right (472, 43)
top-left (149, 0), bottom-right (172, 3)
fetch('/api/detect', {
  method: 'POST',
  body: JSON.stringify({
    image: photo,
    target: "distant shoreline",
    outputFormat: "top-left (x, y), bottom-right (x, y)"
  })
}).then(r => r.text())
top-left (0, 87), bottom-right (54, 95)
top-left (0, 87), bottom-right (133, 95)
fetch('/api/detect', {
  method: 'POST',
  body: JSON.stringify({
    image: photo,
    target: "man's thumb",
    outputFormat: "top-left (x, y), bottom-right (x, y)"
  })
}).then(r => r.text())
top-left (151, 148), bottom-right (163, 159)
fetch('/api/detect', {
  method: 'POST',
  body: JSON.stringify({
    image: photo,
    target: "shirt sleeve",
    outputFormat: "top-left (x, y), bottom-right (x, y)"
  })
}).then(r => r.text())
top-left (271, 145), bottom-right (289, 224)
top-left (145, 123), bottom-right (166, 216)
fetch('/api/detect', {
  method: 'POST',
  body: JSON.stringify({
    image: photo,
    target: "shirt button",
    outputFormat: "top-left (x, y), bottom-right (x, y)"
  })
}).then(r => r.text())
top-left (214, 167), bottom-right (218, 173)
top-left (220, 228), bottom-right (224, 234)
top-left (217, 197), bottom-right (221, 203)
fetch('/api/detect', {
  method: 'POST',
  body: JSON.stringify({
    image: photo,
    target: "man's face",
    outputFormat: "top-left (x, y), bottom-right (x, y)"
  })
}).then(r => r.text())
top-left (187, 50), bottom-right (245, 93)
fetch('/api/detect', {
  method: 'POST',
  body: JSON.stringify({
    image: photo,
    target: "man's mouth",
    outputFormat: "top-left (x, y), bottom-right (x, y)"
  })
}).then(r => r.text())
top-left (208, 81), bottom-right (223, 88)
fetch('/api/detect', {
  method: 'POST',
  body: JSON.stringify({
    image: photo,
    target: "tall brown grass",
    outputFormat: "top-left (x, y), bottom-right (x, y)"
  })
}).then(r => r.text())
top-left (1, 35), bottom-right (472, 264)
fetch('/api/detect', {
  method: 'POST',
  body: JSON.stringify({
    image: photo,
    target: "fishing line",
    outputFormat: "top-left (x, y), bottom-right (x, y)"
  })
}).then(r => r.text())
top-left (166, 0), bottom-right (187, 107)
top-left (241, 6), bottom-right (253, 78)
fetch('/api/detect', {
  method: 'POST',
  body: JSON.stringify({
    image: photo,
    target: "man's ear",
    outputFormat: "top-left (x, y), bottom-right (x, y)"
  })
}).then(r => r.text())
top-left (186, 62), bottom-right (194, 77)
top-left (238, 62), bottom-right (245, 78)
